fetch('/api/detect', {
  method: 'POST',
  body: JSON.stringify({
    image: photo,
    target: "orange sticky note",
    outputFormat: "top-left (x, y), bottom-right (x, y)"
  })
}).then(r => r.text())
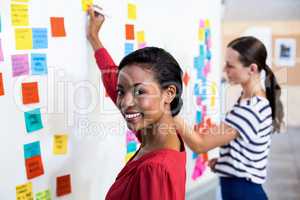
top-left (0, 73), bottom-right (4, 96)
top-left (25, 155), bottom-right (44, 179)
top-left (50, 17), bottom-right (66, 37)
top-left (125, 24), bottom-right (134, 40)
top-left (56, 174), bottom-right (71, 197)
top-left (22, 82), bottom-right (39, 105)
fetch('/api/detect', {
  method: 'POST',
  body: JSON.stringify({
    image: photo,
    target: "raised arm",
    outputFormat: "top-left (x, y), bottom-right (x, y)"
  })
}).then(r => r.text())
top-left (174, 116), bottom-right (238, 153)
top-left (87, 7), bottom-right (118, 103)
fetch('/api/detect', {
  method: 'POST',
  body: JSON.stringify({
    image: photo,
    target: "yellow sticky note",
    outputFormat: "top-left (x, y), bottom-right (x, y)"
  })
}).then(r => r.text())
top-left (12, 0), bottom-right (29, 2)
top-left (210, 96), bottom-right (216, 107)
top-left (198, 28), bottom-right (205, 42)
top-left (211, 82), bottom-right (217, 95)
top-left (53, 135), bottom-right (68, 155)
top-left (205, 19), bottom-right (210, 28)
top-left (16, 182), bottom-right (34, 200)
top-left (81, 0), bottom-right (93, 11)
top-left (137, 31), bottom-right (145, 43)
top-left (125, 152), bottom-right (135, 163)
top-left (128, 3), bottom-right (137, 20)
top-left (11, 4), bottom-right (29, 26)
top-left (15, 28), bottom-right (32, 50)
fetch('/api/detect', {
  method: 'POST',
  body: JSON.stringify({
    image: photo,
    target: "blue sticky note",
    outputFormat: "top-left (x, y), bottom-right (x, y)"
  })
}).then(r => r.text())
top-left (199, 55), bottom-right (205, 68)
top-left (24, 108), bottom-right (43, 133)
top-left (32, 28), bottom-right (48, 49)
top-left (194, 57), bottom-right (200, 69)
top-left (24, 141), bottom-right (41, 159)
top-left (196, 110), bottom-right (202, 123)
top-left (127, 141), bottom-right (137, 153)
top-left (125, 43), bottom-right (134, 56)
top-left (199, 45), bottom-right (205, 56)
top-left (31, 53), bottom-right (47, 75)
top-left (197, 69), bottom-right (204, 80)
top-left (192, 152), bottom-right (198, 159)
top-left (194, 84), bottom-right (200, 96)
top-left (205, 29), bottom-right (210, 41)
top-left (206, 49), bottom-right (212, 60)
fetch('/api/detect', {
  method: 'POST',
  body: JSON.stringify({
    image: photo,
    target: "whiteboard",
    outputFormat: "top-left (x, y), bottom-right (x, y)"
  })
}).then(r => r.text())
top-left (0, 0), bottom-right (222, 199)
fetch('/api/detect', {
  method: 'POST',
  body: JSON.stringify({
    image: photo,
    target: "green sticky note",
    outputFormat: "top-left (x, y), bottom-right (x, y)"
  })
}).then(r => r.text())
top-left (24, 108), bottom-right (43, 133)
top-left (36, 189), bottom-right (51, 200)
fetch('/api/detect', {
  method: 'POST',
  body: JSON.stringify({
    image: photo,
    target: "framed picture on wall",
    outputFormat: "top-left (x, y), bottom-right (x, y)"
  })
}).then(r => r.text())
top-left (275, 38), bottom-right (296, 67)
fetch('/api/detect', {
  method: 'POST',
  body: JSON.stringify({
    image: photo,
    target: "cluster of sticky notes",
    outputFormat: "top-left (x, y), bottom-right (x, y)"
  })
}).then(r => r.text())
top-left (125, 130), bottom-right (139, 162)
top-left (0, 73), bottom-right (4, 96)
top-left (53, 135), bottom-right (68, 155)
top-left (81, 0), bottom-right (93, 11)
top-left (56, 174), bottom-right (71, 197)
top-left (50, 17), bottom-right (66, 37)
top-left (22, 82), bottom-right (39, 104)
top-left (15, 27), bottom-right (48, 50)
top-left (192, 153), bottom-right (208, 180)
top-left (24, 108), bottom-right (43, 133)
top-left (11, 3), bottom-right (29, 26)
top-left (16, 182), bottom-right (34, 200)
top-left (36, 189), bottom-right (51, 200)
top-left (23, 141), bottom-right (44, 179)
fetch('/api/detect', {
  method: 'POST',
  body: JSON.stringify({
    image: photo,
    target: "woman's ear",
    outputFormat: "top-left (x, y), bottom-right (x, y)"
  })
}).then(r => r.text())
top-left (249, 63), bottom-right (259, 74)
top-left (163, 85), bottom-right (177, 104)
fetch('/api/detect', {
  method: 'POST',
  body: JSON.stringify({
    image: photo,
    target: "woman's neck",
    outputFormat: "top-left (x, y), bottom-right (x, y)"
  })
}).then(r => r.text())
top-left (241, 77), bottom-right (265, 99)
top-left (140, 113), bottom-right (180, 152)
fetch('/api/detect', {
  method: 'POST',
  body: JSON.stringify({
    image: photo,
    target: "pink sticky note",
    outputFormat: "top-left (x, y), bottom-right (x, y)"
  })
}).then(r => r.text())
top-left (11, 54), bottom-right (29, 77)
top-left (138, 43), bottom-right (146, 49)
top-left (192, 156), bottom-right (206, 180)
top-left (207, 37), bottom-right (212, 49)
top-left (126, 130), bottom-right (138, 143)
top-left (196, 96), bottom-right (202, 106)
top-left (0, 39), bottom-right (3, 62)
top-left (199, 19), bottom-right (205, 28)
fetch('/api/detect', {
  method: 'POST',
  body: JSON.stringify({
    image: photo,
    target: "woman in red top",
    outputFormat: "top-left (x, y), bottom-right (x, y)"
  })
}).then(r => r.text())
top-left (87, 7), bottom-right (186, 200)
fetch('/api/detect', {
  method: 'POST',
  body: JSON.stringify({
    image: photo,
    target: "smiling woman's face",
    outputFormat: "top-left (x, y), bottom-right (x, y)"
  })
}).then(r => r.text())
top-left (116, 64), bottom-right (167, 131)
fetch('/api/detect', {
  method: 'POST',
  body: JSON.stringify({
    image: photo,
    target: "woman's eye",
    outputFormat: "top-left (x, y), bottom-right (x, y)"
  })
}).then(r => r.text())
top-left (134, 89), bottom-right (145, 96)
top-left (117, 89), bottom-right (124, 96)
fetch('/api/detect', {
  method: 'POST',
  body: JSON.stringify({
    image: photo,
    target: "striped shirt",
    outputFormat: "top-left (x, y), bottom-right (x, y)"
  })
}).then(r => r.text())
top-left (215, 96), bottom-right (273, 184)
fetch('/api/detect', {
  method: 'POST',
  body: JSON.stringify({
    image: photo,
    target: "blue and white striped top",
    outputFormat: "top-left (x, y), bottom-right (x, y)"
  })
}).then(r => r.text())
top-left (215, 96), bottom-right (273, 184)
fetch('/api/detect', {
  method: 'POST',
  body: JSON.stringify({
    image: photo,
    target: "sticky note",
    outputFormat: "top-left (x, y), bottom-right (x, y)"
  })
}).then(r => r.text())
top-left (138, 43), bottom-right (146, 49)
top-left (15, 28), bottom-right (32, 50)
top-left (125, 24), bottom-right (134, 40)
top-left (0, 15), bottom-right (2, 32)
top-left (0, 39), bottom-right (4, 61)
top-left (128, 4), bottom-right (137, 20)
top-left (31, 54), bottom-right (47, 75)
top-left (199, 19), bottom-right (205, 28)
top-left (36, 189), bottom-right (51, 200)
top-left (196, 110), bottom-right (202, 123)
top-left (25, 155), bottom-right (44, 179)
top-left (24, 108), bottom-right (43, 133)
top-left (206, 49), bottom-right (212, 60)
top-left (12, 54), bottom-right (29, 77)
top-left (196, 96), bottom-right (202, 106)
top-left (12, 0), bottom-right (29, 2)
top-left (210, 96), bottom-right (216, 107)
top-left (56, 175), bottom-right (72, 197)
top-left (198, 28), bottom-right (205, 42)
top-left (16, 182), bottom-right (34, 200)
top-left (22, 82), bottom-right (39, 104)
top-left (192, 152), bottom-right (198, 159)
top-left (205, 19), bottom-right (210, 28)
top-left (11, 4), bottom-right (29, 26)
top-left (32, 28), bottom-right (48, 49)
top-left (0, 73), bottom-right (4, 96)
top-left (205, 29), bottom-right (211, 41)
top-left (24, 141), bottom-right (41, 159)
top-left (127, 141), bottom-right (137, 153)
top-left (50, 17), bottom-right (66, 37)
top-left (199, 45), bottom-right (205, 56)
top-left (125, 43), bottom-right (134, 56)
top-left (125, 152), bottom-right (135, 163)
top-left (81, 0), bottom-right (93, 11)
top-left (194, 84), bottom-right (200, 96)
top-left (136, 31), bottom-right (145, 43)
top-left (53, 135), bottom-right (68, 155)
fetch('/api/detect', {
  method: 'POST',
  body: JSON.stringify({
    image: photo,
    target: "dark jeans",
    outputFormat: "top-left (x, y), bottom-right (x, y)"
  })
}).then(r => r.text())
top-left (220, 177), bottom-right (268, 200)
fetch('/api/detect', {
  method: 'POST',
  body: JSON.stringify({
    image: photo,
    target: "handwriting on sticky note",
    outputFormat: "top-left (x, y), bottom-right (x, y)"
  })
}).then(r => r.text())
top-left (12, 54), bottom-right (29, 77)
top-left (31, 53), bottom-right (47, 75)
top-left (53, 135), bottom-right (68, 155)
top-left (128, 3), bottom-right (137, 20)
top-left (0, 73), bottom-right (4, 96)
top-left (24, 141), bottom-right (41, 159)
top-left (32, 28), bottom-right (48, 49)
top-left (11, 4), bottom-right (29, 26)
top-left (25, 155), bottom-right (44, 179)
top-left (36, 189), bottom-right (51, 200)
top-left (24, 108), bottom-right (43, 133)
top-left (50, 17), bottom-right (66, 37)
top-left (22, 82), bottom-right (39, 104)
top-left (16, 182), bottom-right (34, 200)
top-left (15, 28), bottom-right (32, 50)
top-left (56, 174), bottom-right (71, 197)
